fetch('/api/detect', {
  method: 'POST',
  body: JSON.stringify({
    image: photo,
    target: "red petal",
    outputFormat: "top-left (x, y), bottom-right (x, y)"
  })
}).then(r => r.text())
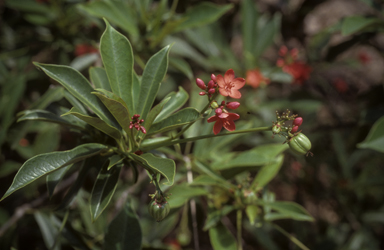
top-left (224, 69), bottom-right (235, 83)
top-left (207, 115), bottom-right (219, 123)
top-left (219, 88), bottom-right (229, 97)
top-left (232, 78), bottom-right (245, 89)
top-left (216, 75), bottom-right (225, 88)
top-left (223, 119), bottom-right (236, 131)
top-left (213, 120), bottom-right (223, 135)
top-left (227, 113), bottom-right (240, 120)
top-left (229, 89), bottom-right (241, 99)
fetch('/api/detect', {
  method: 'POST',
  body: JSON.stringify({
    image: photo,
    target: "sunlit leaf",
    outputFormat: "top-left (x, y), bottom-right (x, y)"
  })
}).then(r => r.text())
top-left (89, 67), bottom-right (111, 91)
top-left (167, 184), bottom-right (207, 208)
top-left (209, 222), bottom-right (237, 250)
top-left (251, 154), bottom-right (284, 191)
top-left (357, 116), bottom-right (384, 153)
top-left (154, 87), bottom-right (189, 123)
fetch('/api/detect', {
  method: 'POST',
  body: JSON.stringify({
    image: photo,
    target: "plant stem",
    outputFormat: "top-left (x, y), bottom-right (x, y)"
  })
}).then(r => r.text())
top-left (237, 209), bottom-right (243, 250)
top-left (272, 223), bottom-right (310, 250)
top-left (141, 126), bottom-right (272, 151)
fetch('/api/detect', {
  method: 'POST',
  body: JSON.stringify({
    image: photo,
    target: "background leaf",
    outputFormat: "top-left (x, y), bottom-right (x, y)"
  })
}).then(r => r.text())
top-left (154, 86), bottom-right (189, 123)
top-left (209, 221), bottom-right (237, 250)
top-left (357, 116), bottom-right (384, 153)
top-left (89, 67), bottom-right (111, 91)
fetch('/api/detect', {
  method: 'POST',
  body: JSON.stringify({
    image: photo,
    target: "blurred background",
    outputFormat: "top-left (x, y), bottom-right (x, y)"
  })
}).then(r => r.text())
top-left (1, 0), bottom-right (384, 249)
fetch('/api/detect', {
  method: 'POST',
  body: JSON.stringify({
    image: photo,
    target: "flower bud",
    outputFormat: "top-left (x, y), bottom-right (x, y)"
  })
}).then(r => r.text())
top-left (208, 80), bottom-right (215, 89)
top-left (140, 126), bottom-right (147, 134)
top-left (215, 108), bottom-right (222, 115)
top-left (226, 102), bottom-right (240, 110)
top-left (290, 125), bottom-right (299, 133)
top-left (211, 74), bottom-right (216, 82)
top-left (196, 78), bottom-right (206, 90)
top-left (293, 117), bottom-right (303, 127)
top-left (208, 88), bottom-right (216, 94)
top-left (210, 101), bottom-right (219, 109)
top-left (288, 133), bottom-right (312, 155)
top-left (199, 92), bottom-right (206, 96)
top-left (272, 125), bottom-right (281, 134)
top-left (148, 199), bottom-right (170, 222)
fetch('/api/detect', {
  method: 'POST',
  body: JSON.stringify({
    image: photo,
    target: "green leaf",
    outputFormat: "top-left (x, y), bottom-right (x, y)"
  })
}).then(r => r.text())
top-left (168, 184), bottom-right (208, 209)
top-left (260, 201), bottom-right (314, 222)
top-left (204, 206), bottom-right (235, 231)
top-left (63, 90), bottom-right (88, 115)
top-left (78, 1), bottom-right (138, 37)
top-left (130, 153), bottom-right (175, 185)
top-left (341, 16), bottom-right (381, 36)
top-left (90, 161), bottom-right (122, 221)
top-left (190, 175), bottom-right (228, 189)
top-left (100, 20), bottom-right (134, 115)
top-left (246, 205), bottom-right (260, 225)
top-left (212, 143), bottom-right (288, 170)
top-left (209, 222), bottom-right (237, 250)
top-left (17, 110), bottom-right (86, 130)
top-left (132, 72), bottom-right (141, 111)
top-left (357, 116), bottom-right (384, 153)
top-left (103, 201), bottom-right (142, 250)
top-left (241, 0), bottom-right (259, 69)
top-left (175, 3), bottom-right (233, 32)
top-left (154, 86), bottom-right (189, 123)
top-left (251, 154), bottom-right (284, 191)
top-left (34, 211), bottom-right (60, 250)
top-left (89, 67), bottom-right (112, 91)
top-left (148, 107), bottom-right (200, 136)
top-left (6, 0), bottom-right (51, 13)
top-left (93, 92), bottom-right (131, 134)
top-left (107, 155), bottom-right (124, 171)
top-left (34, 63), bottom-right (119, 128)
top-left (46, 163), bottom-right (73, 198)
top-left (254, 13), bottom-right (281, 58)
top-left (29, 86), bottom-right (64, 110)
top-left (0, 161), bottom-right (21, 178)
top-left (143, 97), bottom-right (171, 134)
top-left (136, 45), bottom-right (171, 121)
top-left (169, 57), bottom-right (193, 80)
top-left (70, 54), bottom-right (99, 71)
top-left (62, 107), bottom-right (122, 141)
top-left (1, 143), bottom-right (108, 201)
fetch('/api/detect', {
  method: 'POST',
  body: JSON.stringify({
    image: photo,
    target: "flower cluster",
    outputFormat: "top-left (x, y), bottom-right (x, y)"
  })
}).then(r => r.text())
top-left (129, 114), bottom-right (146, 134)
top-left (196, 69), bottom-right (245, 135)
top-left (277, 46), bottom-right (311, 85)
top-left (290, 117), bottom-right (303, 133)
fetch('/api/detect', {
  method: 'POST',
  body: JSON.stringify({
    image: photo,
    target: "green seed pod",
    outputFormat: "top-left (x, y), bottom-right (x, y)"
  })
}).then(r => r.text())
top-left (288, 133), bottom-right (312, 155)
top-left (148, 199), bottom-right (170, 222)
top-left (272, 125), bottom-right (281, 134)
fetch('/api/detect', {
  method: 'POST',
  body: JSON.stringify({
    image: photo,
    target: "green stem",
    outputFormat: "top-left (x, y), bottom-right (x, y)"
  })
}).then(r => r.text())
top-left (141, 126), bottom-right (272, 151)
top-left (237, 210), bottom-right (243, 250)
top-left (272, 223), bottom-right (310, 250)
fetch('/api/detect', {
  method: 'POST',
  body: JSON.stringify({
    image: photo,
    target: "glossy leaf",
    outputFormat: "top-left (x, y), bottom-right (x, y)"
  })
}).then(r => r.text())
top-left (107, 155), bottom-right (124, 170)
top-left (132, 72), bottom-right (141, 111)
top-left (100, 20), bottom-right (134, 114)
top-left (190, 175), bottom-right (228, 189)
top-left (63, 90), bottom-right (88, 115)
top-left (175, 2), bottom-right (233, 32)
top-left (130, 153), bottom-right (175, 185)
top-left (46, 163), bottom-right (73, 198)
top-left (341, 16), bottom-right (381, 36)
top-left (103, 201), bottom-right (142, 250)
top-left (251, 154), bottom-right (284, 191)
top-left (154, 86), bottom-right (189, 123)
top-left (143, 97), bottom-right (171, 134)
top-left (0, 143), bottom-right (108, 201)
top-left (212, 143), bottom-right (288, 170)
top-left (357, 116), bottom-right (384, 153)
top-left (34, 63), bottom-right (119, 128)
top-left (70, 53), bottom-right (99, 71)
top-left (169, 57), bottom-right (193, 80)
top-left (78, 1), bottom-right (138, 37)
top-left (29, 86), bottom-right (64, 110)
top-left (17, 110), bottom-right (85, 130)
top-left (148, 107), bottom-right (200, 136)
top-left (89, 67), bottom-right (111, 91)
top-left (168, 184), bottom-right (208, 209)
top-left (93, 92), bottom-right (131, 134)
top-left (209, 222), bottom-right (237, 250)
top-left (260, 201), bottom-right (314, 222)
top-left (62, 107), bottom-right (122, 141)
top-left (34, 211), bottom-right (60, 250)
top-left (90, 162), bottom-right (122, 221)
top-left (137, 45), bottom-right (171, 121)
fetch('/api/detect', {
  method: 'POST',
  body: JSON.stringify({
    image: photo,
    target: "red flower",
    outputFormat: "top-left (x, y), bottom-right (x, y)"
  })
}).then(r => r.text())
top-left (207, 112), bottom-right (240, 135)
top-left (216, 69), bottom-right (245, 99)
top-left (75, 44), bottom-right (98, 57)
top-left (245, 69), bottom-right (270, 88)
top-left (282, 62), bottom-right (311, 85)
top-left (332, 77), bottom-right (348, 93)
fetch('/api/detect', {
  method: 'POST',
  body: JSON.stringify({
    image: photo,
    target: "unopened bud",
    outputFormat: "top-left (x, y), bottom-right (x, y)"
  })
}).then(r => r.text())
top-left (208, 88), bottom-right (216, 94)
top-left (215, 108), bottom-right (223, 115)
top-left (140, 126), bottom-right (147, 134)
top-left (211, 74), bottom-right (216, 82)
top-left (199, 91), bottom-right (206, 96)
top-left (196, 78), bottom-right (206, 90)
top-left (291, 125), bottom-right (299, 133)
top-left (272, 125), bottom-right (281, 134)
top-left (293, 117), bottom-right (303, 127)
top-left (208, 80), bottom-right (215, 89)
top-left (226, 102), bottom-right (240, 110)
top-left (210, 101), bottom-right (219, 109)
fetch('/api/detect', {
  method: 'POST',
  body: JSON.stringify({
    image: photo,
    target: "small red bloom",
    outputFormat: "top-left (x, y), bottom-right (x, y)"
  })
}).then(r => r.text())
top-left (282, 62), bottom-right (311, 85)
top-left (291, 125), bottom-right (299, 133)
top-left (216, 69), bottom-right (245, 99)
top-left (207, 112), bottom-right (240, 135)
top-left (293, 117), bottom-right (303, 127)
top-left (226, 102), bottom-right (240, 110)
top-left (196, 78), bottom-right (206, 90)
top-left (332, 77), bottom-right (348, 93)
top-left (75, 44), bottom-right (98, 57)
top-left (245, 69), bottom-right (270, 88)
